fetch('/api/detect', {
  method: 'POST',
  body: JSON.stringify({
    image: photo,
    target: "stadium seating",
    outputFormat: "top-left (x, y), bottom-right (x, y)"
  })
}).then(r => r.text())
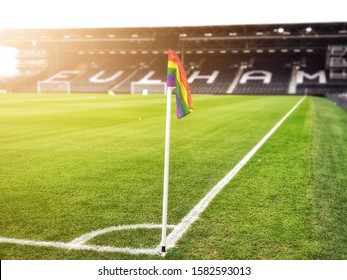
top-left (9, 52), bottom-right (347, 95)
top-left (231, 55), bottom-right (293, 95)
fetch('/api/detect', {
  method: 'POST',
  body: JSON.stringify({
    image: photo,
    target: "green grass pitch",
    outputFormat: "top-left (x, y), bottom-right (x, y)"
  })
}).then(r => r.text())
top-left (0, 93), bottom-right (346, 260)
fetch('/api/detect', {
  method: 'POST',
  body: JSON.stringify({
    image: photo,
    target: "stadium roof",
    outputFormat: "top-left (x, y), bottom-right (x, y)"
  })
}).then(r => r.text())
top-left (1, 23), bottom-right (346, 53)
top-left (0, 0), bottom-right (346, 29)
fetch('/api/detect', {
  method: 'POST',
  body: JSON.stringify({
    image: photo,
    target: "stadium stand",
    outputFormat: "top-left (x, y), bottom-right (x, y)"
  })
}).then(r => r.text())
top-left (1, 23), bottom-right (347, 96)
top-left (327, 92), bottom-right (347, 110)
top-left (25, 52), bottom-right (344, 96)
top-left (231, 55), bottom-right (293, 95)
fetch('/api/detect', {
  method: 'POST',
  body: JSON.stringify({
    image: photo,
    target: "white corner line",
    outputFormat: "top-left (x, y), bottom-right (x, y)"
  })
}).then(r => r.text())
top-left (70, 224), bottom-right (175, 245)
top-left (0, 224), bottom-right (176, 256)
top-left (165, 96), bottom-right (306, 250)
top-left (0, 236), bottom-right (159, 255)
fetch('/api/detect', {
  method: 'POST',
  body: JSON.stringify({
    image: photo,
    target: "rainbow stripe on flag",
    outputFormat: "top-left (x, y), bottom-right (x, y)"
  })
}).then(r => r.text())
top-left (167, 49), bottom-right (193, 119)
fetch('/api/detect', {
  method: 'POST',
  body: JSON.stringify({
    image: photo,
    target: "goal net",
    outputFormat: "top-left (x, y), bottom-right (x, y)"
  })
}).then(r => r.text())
top-left (131, 82), bottom-right (167, 95)
top-left (37, 81), bottom-right (71, 93)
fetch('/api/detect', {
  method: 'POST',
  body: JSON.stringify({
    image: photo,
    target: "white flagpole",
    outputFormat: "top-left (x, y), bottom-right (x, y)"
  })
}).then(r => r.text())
top-left (161, 86), bottom-right (173, 253)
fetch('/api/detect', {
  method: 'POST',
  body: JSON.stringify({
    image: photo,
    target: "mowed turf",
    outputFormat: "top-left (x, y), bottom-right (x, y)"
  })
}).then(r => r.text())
top-left (0, 94), bottom-right (346, 260)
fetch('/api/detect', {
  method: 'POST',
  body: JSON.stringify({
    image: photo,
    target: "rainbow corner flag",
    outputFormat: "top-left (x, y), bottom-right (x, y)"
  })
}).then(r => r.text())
top-left (167, 49), bottom-right (194, 119)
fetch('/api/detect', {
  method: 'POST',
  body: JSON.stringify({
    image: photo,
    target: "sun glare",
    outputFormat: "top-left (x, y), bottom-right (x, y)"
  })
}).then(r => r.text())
top-left (0, 1), bottom-right (345, 30)
top-left (0, 46), bottom-right (19, 78)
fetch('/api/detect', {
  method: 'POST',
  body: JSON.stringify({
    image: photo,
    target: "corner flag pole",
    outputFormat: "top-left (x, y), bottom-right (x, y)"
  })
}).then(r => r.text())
top-left (161, 86), bottom-right (173, 253)
top-left (160, 49), bottom-right (193, 253)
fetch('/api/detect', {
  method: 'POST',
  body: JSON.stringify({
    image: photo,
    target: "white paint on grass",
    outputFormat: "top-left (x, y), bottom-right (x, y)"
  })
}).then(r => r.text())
top-left (0, 224), bottom-right (175, 256)
top-left (0, 236), bottom-right (159, 255)
top-left (70, 223), bottom-right (175, 245)
top-left (0, 96), bottom-right (306, 255)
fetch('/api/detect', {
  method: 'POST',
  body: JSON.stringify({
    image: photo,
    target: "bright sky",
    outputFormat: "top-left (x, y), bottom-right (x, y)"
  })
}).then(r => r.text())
top-left (0, 46), bottom-right (19, 77)
top-left (0, 0), bottom-right (345, 29)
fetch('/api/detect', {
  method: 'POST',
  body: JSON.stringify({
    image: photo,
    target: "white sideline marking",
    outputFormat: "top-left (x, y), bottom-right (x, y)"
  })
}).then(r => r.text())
top-left (165, 96), bottom-right (306, 250)
top-left (0, 236), bottom-right (159, 255)
top-left (0, 96), bottom-right (306, 255)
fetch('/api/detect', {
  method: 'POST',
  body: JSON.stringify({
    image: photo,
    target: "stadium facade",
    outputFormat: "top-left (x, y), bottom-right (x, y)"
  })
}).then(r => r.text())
top-left (0, 22), bottom-right (346, 101)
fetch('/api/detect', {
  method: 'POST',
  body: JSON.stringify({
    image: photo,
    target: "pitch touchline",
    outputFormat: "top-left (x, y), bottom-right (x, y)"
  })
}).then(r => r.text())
top-left (165, 96), bottom-right (306, 251)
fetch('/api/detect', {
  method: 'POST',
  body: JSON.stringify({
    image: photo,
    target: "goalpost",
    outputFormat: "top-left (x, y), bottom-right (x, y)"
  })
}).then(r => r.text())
top-left (130, 82), bottom-right (167, 95)
top-left (37, 81), bottom-right (71, 93)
